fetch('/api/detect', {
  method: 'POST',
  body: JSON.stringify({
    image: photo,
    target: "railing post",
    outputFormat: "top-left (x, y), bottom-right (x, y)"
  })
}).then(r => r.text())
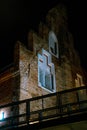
top-left (10, 103), bottom-right (19, 127)
top-left (42, 97), bottom-right (44, 109)
top-left (56, 93), bottom-right (62, 116)
top-left (39, 110), bottom-right (43, 122)
top-left (76, 91), bottom-right (80, 109)
top-left (26, 100), bottom-right (30, 126)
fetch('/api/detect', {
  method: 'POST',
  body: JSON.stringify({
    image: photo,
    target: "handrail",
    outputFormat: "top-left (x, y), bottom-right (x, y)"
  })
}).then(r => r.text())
top-left (0, 86), bottom-right (86, 109)
top-left (0, 86), bottom-right (87, 129)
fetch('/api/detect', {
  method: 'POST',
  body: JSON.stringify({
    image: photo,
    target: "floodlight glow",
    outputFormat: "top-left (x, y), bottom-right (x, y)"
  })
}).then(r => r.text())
top-left (0, 112), bottom-right (4, 120)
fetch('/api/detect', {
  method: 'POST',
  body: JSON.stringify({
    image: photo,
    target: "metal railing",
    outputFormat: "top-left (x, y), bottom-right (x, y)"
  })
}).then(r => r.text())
top-left (0, 86), bottom-right (87, 129)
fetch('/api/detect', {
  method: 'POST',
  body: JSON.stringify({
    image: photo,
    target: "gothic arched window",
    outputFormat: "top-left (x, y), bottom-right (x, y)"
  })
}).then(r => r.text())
top-left (49, 31), bottom-right (59, 58)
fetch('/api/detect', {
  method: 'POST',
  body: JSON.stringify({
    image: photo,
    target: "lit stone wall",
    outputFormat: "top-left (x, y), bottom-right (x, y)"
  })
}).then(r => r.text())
top-left (19, 34), bottom-right (50, 101)
top-left (18, 31), bottom-right (79, 109)
top-left (18, 3), bottom-right (86, 113)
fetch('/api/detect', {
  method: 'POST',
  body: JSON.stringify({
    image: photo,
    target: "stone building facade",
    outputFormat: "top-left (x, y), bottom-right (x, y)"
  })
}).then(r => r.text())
top-left (0, 4), bottom-right (87, 113)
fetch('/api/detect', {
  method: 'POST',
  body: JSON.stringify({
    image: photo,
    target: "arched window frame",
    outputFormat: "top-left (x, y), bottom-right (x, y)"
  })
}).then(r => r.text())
top-left (49, 31), bottom-right (59, 58)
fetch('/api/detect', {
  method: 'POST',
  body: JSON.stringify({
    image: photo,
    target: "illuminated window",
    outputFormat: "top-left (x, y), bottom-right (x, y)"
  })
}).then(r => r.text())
top-left (38, 49), bottom-right (56, 92)
top-left (0, 112), bottom-right (4, 120)
top-left (49, 31), bottom-right (59, 58)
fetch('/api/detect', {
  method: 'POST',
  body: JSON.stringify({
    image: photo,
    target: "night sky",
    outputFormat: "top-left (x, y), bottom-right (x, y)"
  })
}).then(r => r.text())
top-left (0, 0), bottom-right (87, 72)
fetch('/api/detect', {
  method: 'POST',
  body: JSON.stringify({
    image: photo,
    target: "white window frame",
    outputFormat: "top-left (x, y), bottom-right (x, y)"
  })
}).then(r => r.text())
top-left (38, 49), bottom-right (56, 93)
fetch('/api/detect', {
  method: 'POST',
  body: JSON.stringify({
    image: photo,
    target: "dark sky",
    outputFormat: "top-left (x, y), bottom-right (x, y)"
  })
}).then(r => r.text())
top-left (0, 0), bottom-right (87, 71)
